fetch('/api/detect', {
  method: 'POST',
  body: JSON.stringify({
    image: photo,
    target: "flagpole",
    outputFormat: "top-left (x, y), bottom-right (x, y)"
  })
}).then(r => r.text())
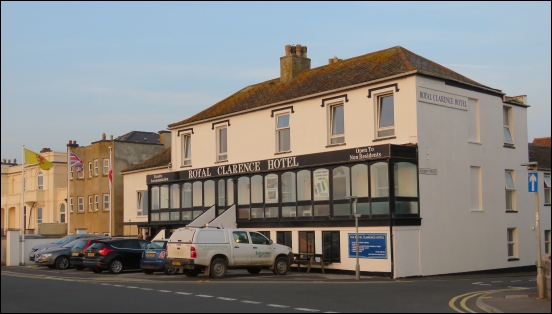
top-left (20, 145), bottom-right (25, 266)
top-left (109, 146), bottom-right (112, 236)
top-left (67, 146), bottom-right (71, 236)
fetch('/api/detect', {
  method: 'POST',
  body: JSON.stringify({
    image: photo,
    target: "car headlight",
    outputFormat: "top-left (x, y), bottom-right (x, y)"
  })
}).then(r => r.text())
top-left (39, 248), bottom-right (49, 252)
top-left (41, 253), bottom-right (52, 258)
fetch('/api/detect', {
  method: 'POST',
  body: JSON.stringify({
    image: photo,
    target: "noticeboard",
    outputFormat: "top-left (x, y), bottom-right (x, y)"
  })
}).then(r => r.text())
top-left (348, 233), bottom-right (387, 259)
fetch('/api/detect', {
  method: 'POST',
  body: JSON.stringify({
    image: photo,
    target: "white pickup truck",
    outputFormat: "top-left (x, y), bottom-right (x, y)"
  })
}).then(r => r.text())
top-left (165, 227), bottom-right (294, 278)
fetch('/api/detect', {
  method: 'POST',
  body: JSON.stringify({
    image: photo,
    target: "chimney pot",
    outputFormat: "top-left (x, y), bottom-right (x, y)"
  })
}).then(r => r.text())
top-left (295, 44), bottom-right (302, 56)
top-left (280, 44), bottom-right (311, 83)
top-left (301, 46), bottom-right (307, 58)
top-left (14, 158), bottom-right (17, 163)
top-left (8, 159), bottom-right (11, 163)
top-left (102, 133), bottom-right (106, 140)
top-left (285, 44), bottom-right (291, 56)
top-left (110, 135), bottom-right (113, 140)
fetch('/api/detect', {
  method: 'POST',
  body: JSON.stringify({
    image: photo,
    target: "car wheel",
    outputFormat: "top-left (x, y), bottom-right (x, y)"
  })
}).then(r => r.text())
top-left (246, 267), bottom-right (262, 275)
top-left (75, 266), bottom-right (85, 271)
top-left (164, 267), bottom-right (178, 275)
top-left (143, 269), bottom-right (155, 275)
top-left (92, 268), bottom-right (103, 273)
top-left (274, 257), bottom-right (289, 275)
top-left (55, 256), bottom-right (70, 270)
top-left (183, 269), bottom-right (199, 277)
top-left (108, 260), bottom-right (123, 274)
top-left (210, 258), bottom-right (227, 279)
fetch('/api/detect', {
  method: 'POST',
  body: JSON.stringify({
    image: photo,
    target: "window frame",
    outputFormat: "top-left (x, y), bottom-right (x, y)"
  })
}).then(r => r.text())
top-left (275, 113), bottom-right (291, 153)
top-left (544, 173), bottom-right (551, 205)
top-left (70, 167), bottom-right (74, 180)
top-left (59, 204), bottom-right (66, 223)
top-left (94, 194), bottom-right (99, 211)
top-left (77, 166), bottom-right (84, 179)
top-left (88, 195), bottom-right (93, 212)
top-left (216, 126), bottom-right (228, 162)
top-left (70, 197), bottom-right (73, 213)
top-left (88, 162), bottom-right (92, 178)
top-left (137, 190), bottom-right (148, 216)
top-left (503, 106), bottom-right (514, 145)
top-left (37, 171), bottom-right (44, 190)
top-left (37, 207), bottom-right (43, 224)
top-left (277, 231), bottom-right (292, 250)
top-left (77, 197), bottom-right (84, 212)
top-left (322, 231), bottom-right (341, 263)
top-left (328, 103), bottom-right (345, 145)
top-left (94, 159), bottom-right (99, 176)
top-left (103, 194), bottom-right (110, 211)
top-left (545, 230), bottom-right (551, 255)
top-left (505, 170), bottom-right (516, 211)
top-left (103, 159), bottom-right (109, 175)
top-left (298, 231), bottom-right (315, 254)
top-left (507, 228), bottom-right (518, 259)
top-left (181, 133), bottom-right (192, 166)
top-left (376, 93), bottom-right (395, 139)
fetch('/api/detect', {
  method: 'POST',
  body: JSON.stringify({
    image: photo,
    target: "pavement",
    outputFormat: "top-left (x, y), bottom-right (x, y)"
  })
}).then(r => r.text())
top-left (476, 288), bottom-right (550, 313)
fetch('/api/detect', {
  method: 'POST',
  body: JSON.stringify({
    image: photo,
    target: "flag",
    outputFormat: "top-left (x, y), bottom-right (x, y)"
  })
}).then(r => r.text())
top-left (24, 148), bottom-right (54, 170)
top-left (69, 152), bottom-right (84, 172)
top-left (108, 161), bottom-right (113, 190)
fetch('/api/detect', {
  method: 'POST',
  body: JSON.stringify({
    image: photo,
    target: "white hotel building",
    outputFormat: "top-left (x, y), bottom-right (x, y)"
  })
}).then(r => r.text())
top-left (125, 45), bottom-right (550, 278)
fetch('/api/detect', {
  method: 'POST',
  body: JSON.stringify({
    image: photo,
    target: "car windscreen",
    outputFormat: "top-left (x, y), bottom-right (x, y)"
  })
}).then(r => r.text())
top-left (72, 240), bottom-right (88, 250)
top-left (62, 239), bottom-right (80, 248)
top-left (53, 235), bottom-right (78, 245)
top-left (147, 241), bottom-right (167, 250)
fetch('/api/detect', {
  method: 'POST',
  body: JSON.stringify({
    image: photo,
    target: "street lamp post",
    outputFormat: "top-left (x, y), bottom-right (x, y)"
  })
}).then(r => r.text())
top-left (521, 162), bottom-right (545, 299)
top-left (347, 195), bottom-right (360, 280)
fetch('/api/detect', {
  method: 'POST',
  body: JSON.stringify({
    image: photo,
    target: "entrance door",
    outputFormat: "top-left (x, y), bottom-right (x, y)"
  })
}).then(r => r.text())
top-left (231, 230), bottom-right (251, 265)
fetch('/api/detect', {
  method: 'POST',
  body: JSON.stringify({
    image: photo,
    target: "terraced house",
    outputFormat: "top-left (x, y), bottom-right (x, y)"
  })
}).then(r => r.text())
top-left (128, 45), bottom-right (550, 277)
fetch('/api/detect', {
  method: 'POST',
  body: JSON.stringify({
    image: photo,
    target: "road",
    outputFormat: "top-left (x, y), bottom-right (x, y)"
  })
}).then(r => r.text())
top-left (1, 266), bottom-right (536, 313)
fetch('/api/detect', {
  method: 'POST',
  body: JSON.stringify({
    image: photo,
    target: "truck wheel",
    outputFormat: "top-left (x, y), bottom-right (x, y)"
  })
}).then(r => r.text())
top-left (274, 257), bottom-right (289, 275)
top-left (246, 267), bottom-right (262, 274)
top-left (183, 269), bottom-right (199, 277)
top-left (164, 267), bottom-right (178, 275)
top-left (210, 258), bottom-right (227, 279)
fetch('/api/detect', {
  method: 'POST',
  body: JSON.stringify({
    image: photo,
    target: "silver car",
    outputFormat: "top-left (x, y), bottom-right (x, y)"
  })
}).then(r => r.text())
top-left (35, 237), bottom-right (102, 270)
top-left (29, 234), bottom-right (105, 261)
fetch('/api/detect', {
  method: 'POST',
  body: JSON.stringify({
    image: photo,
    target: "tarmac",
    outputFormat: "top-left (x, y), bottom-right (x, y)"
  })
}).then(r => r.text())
top-left (476, 288), bottom-right (550, 313)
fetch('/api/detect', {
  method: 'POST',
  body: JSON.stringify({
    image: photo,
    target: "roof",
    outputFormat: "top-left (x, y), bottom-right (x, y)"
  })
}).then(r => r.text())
top-left (528, 143), bottom-right (551, 171)
top-left (169, 46), bottom-right (502, 128)
top-left (532, 137), bottom-right (551, 147)
top-left (115, 131), bottom-right (160, 144)
top-left (121, 147), bottom-right (171, 173)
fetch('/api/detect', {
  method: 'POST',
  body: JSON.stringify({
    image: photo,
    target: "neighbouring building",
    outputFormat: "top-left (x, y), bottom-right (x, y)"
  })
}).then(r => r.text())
top-left (129, 45), bottom-right (550, 277)
top-left (1, 149), bottom-right (68, 235)
top-left (68, 131), bottom-right (169, 236)
top-left (529, 137), bottom-right (551, 256)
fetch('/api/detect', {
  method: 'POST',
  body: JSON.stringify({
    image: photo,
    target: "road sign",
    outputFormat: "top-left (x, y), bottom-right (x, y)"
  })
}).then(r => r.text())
top-left (528, 172), bottom-right (538, 192)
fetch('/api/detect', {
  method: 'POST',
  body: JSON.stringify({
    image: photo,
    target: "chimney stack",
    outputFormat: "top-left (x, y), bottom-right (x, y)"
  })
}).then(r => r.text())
top-left (40, 148), bottom-right (51, 153)
top-left (280, 44), bottom-right (311, 83)
top-left (102, 133), bottom-right (106, 140)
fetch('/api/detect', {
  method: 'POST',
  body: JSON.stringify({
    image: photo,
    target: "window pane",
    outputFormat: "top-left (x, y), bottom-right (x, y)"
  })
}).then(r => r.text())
top-left (182, 211), bottom-right (192, 221)
top-left (544, 175), bottom-right (551, 187)
top-left (151, 213), bottom-right (159, 221)
top-left (170, 212), bottom-right (180, 221)
top-left (182, 183), bottom-right (192, 208)
top-left (395, 163), bottom-right (418, 197)
top-left (251, 175), bottom-right (263, 203)
top-left (331, 136), bottom-right (345, 144)
top-left (371, 162), bottom-right (389, 197)
top-left (160, 185), bottom-right (169, 209)
top-left (277, 114), bottom-right (289, 128)
top-left (314, 204), bottom-right (330, 216)
top-left (297, 205), bottom-right (312, 217)
top-left (503, 127), bottom-right (513, 144)
top-left (282, 206), bottom-right (297, 217)
top-left (193, 181), bottom-right (202, 207)
top-left (251, 207), bottom-right (264, 218)
top-left (227, 179), bottom-right (234, 206)
top-left (505, 171), bottom-right (515, 189)
top-left (313, 169), bottom-right (330, 201)
top-left (352, 164), bottom-right (368, 198)
top-left (219, 128), bottom-right (227, 153)
top-left (297, 170), bottom-right (311, 201)
top-left (282, 172), bottom-right (296, 202)
top-left (218, 180), bottom-right (225, 207)
top-left (265, 174), bottom-right (279, 203)
top-left (170, 184), bottom-right (180, 208)
top-left (371, 202), bottom-right (389, 215)
top-left (185, 135), bottom-right (192, 159)
top-left (503, 107), bottom-right (509, 125)
top-left (332, 166), bottom-right (350, 200)
top-left (506, 190), bottom-right (514, 210)
top-left (334, 203), bottom-right (351, 216)
top-left (265, 207), bottom-right (279, 218)
top-left (357, 202), bottom-right (370, 215)
top-left (331, 105), bottom-right (344, 136)
top-left (379, 95), bottom-right (394, 128)
top-left (151, 187), bottom-right (159, 210)
top-left (238, 177), bottom-right (250, 205)
top-left (238, 207), bottom-right (250, 219)
top-left (395, 201), bottom-right (419, 214)
top-left (193, 210), bottom-right (203, 219)
top-left (204, 180), bottom-right (215, 207)
top-left (161, 212), bottom-right (170, 221)
top-left (278, 129), bottom-right (290, 152)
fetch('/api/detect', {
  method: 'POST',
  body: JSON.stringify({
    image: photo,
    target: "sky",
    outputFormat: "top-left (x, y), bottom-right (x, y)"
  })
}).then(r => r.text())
top-left (1, 2), bottom-right (551, 160)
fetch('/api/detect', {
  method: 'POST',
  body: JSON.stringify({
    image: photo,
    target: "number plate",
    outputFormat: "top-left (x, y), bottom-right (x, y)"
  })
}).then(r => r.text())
top-left (172, 261), bottom-right (181, 266)
top-left (87, 253), bottom-right (95, 257)
top-left (72, 252), bottom-right (79, 257)
top-left (146, 253), bottom-right (155, 257)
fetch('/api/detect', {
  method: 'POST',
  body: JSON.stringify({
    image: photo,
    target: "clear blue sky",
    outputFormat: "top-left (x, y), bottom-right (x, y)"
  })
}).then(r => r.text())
top-left (2, 2), bottom-right (550, 160)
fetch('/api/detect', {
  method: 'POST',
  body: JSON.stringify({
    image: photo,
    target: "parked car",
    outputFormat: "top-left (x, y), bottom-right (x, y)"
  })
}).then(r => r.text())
top-left (140, 239), bottom-right (178, 275)
top-left (83, 238), bottom-right (150, 274)
top-left (165, 227), bottom-right (293, 278)
top-left (29, 234), bottom-right (105, 261)
top-left (34, 238), bottom-right (84, 269)
top-left (69, 238), bottom-right (109, 270)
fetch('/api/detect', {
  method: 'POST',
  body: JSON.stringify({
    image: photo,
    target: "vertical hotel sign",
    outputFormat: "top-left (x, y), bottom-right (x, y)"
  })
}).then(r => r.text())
top-left (418, 87), bottom-right (468, 111)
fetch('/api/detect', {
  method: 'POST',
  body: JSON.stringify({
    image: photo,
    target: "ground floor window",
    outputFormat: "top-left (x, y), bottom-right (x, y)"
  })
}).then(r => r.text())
top-left (322, 231), bottom-right (340, 262)
top-left (258, 231), bottom-right (271, 240)
top-left (277, 231), bottom-right (292, 250)
top-left (545, 230), bottom-right (550, 254)
top-left (507, 228), bottom-right (517, 259)
top-left (299, 231), bottom-right (315, 254)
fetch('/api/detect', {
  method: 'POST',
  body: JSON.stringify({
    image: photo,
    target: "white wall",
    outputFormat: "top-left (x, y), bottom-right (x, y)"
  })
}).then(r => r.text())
top-left (123, 167), bottom-right (168, 225)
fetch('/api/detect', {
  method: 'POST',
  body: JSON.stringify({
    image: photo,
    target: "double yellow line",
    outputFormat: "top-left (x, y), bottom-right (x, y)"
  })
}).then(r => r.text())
top-left (448, 288), bottom-right (525, 313)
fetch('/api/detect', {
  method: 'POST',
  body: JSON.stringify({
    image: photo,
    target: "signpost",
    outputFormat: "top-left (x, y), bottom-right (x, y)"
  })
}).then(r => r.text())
top-left (347, 196), bottom-right (360, 280)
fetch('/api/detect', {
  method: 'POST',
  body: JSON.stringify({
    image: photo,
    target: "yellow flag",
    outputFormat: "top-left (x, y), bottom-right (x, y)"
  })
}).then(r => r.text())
top-left (24, 148), bottom-right (54, 170)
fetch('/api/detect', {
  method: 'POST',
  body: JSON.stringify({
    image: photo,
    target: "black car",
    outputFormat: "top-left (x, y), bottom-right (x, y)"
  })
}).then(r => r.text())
top-left (83, 238), bottom-right (150, 274)
top-left (69, 238), bottom-right (108, 270)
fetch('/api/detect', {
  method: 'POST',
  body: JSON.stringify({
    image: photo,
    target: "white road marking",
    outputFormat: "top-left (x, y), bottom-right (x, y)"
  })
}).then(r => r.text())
top-left (472, 282), bottom-right (482, 284)
top-left (196, 295), bottom-right (213, 298)
top-left (479, 284), bottom-right (491, 285)
top-left (113, 285), bottom-right (125, 287)
top-left (241, 300), bottom-right (261, 304)
top-left (267, 304), bottom-right (289, 308)
top-left (217, 297), bottom-right (237, 301)
top-left (158, 290), bottom-right (172, 293)
top-left (528, 279), bottom-right (536, 281)
top-left (491, 281), bottom-right (502, 283)
top-left (175, 292), bottom-right (193, 295)
top-left (511, 280), bottom-right (521, 282)
top-left (126, 286), bottom-right (138, 289)
top-left (141, 288), bottom-right (153, 291)
top-left (295, 308), bottom-right (320, 312)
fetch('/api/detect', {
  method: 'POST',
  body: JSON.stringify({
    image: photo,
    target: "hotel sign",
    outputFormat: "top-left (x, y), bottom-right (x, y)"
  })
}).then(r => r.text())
top-left (147, 144), bottom-right (416, 185)
top-left (418, 87), bottom-right (468, 111)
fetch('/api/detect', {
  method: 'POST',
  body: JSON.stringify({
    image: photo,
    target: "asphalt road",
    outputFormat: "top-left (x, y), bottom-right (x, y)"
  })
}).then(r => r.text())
top-left (1, 266), bottom-right (537, 313)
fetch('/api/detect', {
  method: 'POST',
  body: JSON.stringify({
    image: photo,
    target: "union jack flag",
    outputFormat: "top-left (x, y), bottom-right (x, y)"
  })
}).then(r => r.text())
top-left (69, 152), bottom-right (84, 172)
